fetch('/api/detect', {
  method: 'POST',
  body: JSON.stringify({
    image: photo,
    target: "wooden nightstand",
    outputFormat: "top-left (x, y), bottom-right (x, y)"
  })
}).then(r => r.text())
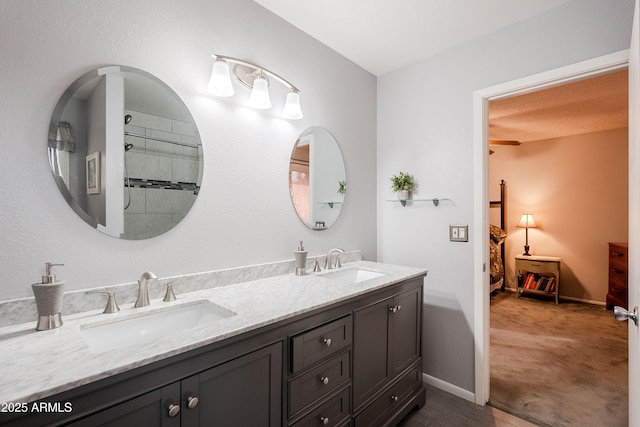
top-left (606, 242), bottom-right (628, 310)
top-left (515, 255), bottom-right (561, 304)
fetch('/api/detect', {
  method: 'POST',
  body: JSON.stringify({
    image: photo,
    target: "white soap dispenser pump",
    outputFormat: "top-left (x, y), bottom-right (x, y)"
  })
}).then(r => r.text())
top-left (32, 262), bottom-right (65, 331)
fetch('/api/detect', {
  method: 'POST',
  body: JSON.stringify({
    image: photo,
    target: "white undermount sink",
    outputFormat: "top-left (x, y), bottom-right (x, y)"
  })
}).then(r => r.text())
top-left (80, 300), bottom-right (236, 353)
top-left (319, 268), bottom-right (387, 283)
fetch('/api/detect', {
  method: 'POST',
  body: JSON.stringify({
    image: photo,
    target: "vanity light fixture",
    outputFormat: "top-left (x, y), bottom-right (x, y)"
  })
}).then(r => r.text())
top-left (207, 59), bottom-right (234, 97)
top-left (208, 54), bottom-right (303, 119)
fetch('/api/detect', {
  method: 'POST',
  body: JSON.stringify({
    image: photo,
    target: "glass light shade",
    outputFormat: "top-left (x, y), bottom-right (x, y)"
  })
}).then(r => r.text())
top-left (207, 60), bottom-right (234, 97)
top-left (282, 91), bottom-right (303, 119)
top-left (248, 76), bottom-right (272, 109)
top-left (517, 214), bottom-right (537, 228)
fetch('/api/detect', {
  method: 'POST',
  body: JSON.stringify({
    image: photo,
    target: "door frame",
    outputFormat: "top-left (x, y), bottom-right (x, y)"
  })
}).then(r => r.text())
top-left (472, 49), bottom-right (630, 405)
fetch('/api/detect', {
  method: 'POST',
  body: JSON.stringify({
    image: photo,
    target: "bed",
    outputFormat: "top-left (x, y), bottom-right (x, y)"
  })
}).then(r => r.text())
top-left (489, 180), bottom-right (507, 292)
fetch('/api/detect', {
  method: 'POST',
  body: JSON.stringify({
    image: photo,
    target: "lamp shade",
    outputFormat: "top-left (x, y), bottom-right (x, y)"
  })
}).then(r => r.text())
top-left (517, 214), bottom-right (537, 228)
top-left (248, 75), bottom-right (271, 109)
top-left (282, 91), bottom-right (303, 119)
top-left (207, 60), bottom-right (234, 97)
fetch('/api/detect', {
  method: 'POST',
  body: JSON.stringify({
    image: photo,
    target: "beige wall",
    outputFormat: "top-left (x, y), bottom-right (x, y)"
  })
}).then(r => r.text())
top-left (489, 127), bottom-right (628, 303)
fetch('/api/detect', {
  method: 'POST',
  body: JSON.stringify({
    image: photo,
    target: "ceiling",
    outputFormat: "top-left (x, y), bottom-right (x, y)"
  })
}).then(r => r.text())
top-left (254, 0), bottom-right (628, 142)
top-left (489, 69), bottom-right (628, 143)
top-left (254, 0), bottom-right (571, 76)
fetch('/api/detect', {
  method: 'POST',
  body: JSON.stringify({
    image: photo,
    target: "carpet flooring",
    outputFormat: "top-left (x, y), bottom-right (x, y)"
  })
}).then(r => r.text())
top-left (489, 292), bottom-right (628, 426)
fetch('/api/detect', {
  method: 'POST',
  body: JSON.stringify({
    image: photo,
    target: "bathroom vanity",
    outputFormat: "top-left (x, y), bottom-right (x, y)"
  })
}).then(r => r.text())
top-left (0, 260), bottom-right (426, 427)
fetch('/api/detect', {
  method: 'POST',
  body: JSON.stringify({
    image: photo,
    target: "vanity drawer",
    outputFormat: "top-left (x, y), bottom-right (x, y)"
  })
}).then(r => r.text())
top-left (291, 387), bottom-right (351, 427)
top-left (289, 351), bottom-right (351, 416)
top-left (291, 315), bottom-right (352, 373)
top-left (353, 365), bottom-right (422, 427)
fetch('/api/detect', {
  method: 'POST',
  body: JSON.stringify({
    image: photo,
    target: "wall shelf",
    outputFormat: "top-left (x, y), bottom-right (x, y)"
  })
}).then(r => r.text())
top-left (317, 201), bottom-right (343, 208)
top-left (386, 198), bottom-right (450, 207)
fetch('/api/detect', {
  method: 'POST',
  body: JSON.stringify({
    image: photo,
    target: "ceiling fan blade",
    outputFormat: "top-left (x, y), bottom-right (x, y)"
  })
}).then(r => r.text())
top-left (489, 139), bottom-right (521, 146)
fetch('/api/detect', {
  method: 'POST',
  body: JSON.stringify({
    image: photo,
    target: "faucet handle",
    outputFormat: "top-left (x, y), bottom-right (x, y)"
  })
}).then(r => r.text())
top-left (86, 290), bottom-right (120, 314)
top-left (335, 255), bottom-right (342, 269)
top-left (163, 282), bottom-right (177, 302)
top-left (313, 259), bottom-right (322, 272)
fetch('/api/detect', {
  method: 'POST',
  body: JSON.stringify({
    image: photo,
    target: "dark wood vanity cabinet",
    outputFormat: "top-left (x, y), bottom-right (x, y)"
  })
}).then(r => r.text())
top-left (353, 286), bottom-right (423, 426)
top-left (68, 342), bottom-right (283, 427)
top-left (2, 275), bottom-right (425, 427)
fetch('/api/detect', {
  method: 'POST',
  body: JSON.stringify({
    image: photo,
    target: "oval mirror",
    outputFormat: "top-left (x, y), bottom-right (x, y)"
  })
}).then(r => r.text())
top-left (289, 127), bottom-right (346, 230)
top-left (48, 66), bottom-right (203, 240)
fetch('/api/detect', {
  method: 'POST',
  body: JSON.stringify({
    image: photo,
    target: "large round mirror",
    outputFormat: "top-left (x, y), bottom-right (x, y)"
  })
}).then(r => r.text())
top-left (289, 127), bottom-right (346, 230)
top-left (48, 66), bottom-right (203, 239)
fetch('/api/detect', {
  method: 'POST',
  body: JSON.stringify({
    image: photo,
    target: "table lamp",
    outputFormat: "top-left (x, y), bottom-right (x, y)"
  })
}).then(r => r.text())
top-left (516, 213), bottom-right (537, 256)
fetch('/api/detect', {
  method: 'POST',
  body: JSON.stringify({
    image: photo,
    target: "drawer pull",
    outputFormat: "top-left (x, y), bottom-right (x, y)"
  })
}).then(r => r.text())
top-left (320, 376), bottom-right (329, 385)
top-left (322, 338), bottom-right (332, 347)
top-left (320, 416), bottom-right (330, 425)
top-left (391, 395), bottom-right (399, 402)
top-left (613, 268), bottom-right (625, 274)
top-left (613, 251), bottom-right (625, 257)
top-left (530, 263), bottom-right (541, 267)
top-left (167, 403), bottom-right (181, 418)
top-left (389, 305), bottom-right (402, 313)
top-left (187, 396), bottom-right (199, 409)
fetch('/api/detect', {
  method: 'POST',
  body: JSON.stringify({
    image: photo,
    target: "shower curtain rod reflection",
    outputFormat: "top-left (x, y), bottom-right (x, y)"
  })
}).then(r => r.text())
top-left (124, 131), bottom-right (201, 149)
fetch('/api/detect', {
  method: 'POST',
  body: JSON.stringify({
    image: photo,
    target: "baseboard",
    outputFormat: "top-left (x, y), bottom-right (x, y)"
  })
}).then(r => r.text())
top-left (422, 373), bottom-right (476, 403)
top-left (503, 286), bottom-right (606, 306)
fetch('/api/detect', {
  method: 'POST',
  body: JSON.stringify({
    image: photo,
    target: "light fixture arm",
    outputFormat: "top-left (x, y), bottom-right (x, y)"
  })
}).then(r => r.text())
top-left (213, 54), bottom-right (300, 92)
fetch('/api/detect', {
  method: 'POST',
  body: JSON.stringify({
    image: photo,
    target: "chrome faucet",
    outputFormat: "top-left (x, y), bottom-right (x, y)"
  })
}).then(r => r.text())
top-left (324, 248), bottom-right (345, 270)
top-left (134, 271), bottom-right (157, 308)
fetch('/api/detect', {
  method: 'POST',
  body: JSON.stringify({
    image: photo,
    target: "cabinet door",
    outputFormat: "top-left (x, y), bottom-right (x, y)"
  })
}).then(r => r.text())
top-left (391, 287), bottom-right (421, 376)
top-left (353, 297), bottom-right (392, 409)
top-left (181, 342), bottom-right (282, 427)
top-left (68, 382), bottom-right (181, 427)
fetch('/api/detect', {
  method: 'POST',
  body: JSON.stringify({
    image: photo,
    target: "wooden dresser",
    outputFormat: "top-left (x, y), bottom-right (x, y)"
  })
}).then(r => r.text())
top-left (606, 242), bottom-right (628, 310)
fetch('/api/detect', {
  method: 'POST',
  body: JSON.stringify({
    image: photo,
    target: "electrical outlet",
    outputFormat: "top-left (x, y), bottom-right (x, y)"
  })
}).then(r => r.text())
top-left (449, 225), bottom-right (469, 242)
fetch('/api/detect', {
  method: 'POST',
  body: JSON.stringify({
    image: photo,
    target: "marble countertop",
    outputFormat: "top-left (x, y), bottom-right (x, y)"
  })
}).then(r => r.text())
top-left (0, 260), bottom-right (426, 404)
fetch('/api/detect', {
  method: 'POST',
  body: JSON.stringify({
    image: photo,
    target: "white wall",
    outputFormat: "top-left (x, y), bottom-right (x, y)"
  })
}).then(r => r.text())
top-left (490, 128), bottom-right (628, 304)
top-left (0, 0), bottom-right (377, 300)
top-left (378, 0), bottom-right (635, 392)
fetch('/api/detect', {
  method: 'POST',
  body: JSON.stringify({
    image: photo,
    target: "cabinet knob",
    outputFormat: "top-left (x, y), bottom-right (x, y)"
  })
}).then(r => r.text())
top-left (323, 337), bottom-right (332, 347)
top-left (390, 395), bottom-right (399, 402)
top-left (389, 305), bottom-right (402, 313)
top-left (320, 416), bottom-right (330, 425)
top-left (320, 376), bottom-right (329, 385)
top-left (187, 396), bottom-right (199, 409)
top-left (167, 403), bottom-right (181, 418)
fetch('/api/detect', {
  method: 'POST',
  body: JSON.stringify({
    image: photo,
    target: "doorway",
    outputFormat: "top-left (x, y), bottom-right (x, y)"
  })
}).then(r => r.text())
top-left (472, 49), bottom-right (630, 405)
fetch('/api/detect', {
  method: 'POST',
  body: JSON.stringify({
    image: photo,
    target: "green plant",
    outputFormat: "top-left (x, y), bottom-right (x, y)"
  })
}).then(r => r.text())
top-left (338, 180), bottom-right (346, 195)
top-left (390, 172), bottom-right (415, 192)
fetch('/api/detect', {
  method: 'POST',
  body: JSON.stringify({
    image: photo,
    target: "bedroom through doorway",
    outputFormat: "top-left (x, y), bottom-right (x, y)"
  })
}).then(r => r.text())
top-left (485, 68), bottom-right (629, 425)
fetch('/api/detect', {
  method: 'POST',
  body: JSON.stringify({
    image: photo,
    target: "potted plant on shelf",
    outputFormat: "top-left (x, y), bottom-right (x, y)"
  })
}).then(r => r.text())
top-left (390, 172), bottom-right (415, 201)
top-left (337, 180), bottom-right (346, 195)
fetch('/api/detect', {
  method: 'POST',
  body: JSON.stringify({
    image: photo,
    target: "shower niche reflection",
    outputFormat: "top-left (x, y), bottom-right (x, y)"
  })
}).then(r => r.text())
top-left (49, 66), bottom-right (203, 240)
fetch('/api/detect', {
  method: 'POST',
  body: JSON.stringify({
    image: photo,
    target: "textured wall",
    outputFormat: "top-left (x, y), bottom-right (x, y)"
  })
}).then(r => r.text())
top-left (377, 0), bottom-right (635, 392)
top-left (0, 0), bottom-right (377, 299)
top-left (490, 128), bottom-right (628, 303)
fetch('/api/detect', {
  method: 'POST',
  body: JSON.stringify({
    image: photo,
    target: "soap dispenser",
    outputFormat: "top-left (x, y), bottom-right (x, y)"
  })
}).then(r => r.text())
top-left (294, 241), bottom-right (308, 276)
top-left (32, 262), bottom-right (65, 331)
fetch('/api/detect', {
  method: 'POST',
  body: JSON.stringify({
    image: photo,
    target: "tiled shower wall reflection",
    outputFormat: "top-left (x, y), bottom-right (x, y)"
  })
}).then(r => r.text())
top-left (123, 109), bottom-right (202, 240)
